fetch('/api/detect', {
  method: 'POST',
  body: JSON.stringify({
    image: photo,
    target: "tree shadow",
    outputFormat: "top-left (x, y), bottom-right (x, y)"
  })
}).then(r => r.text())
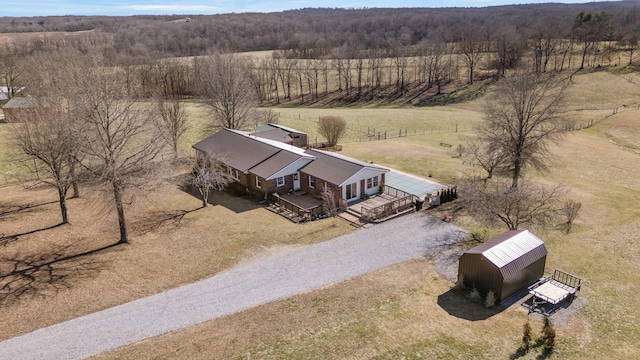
top-left (0, 200), bottom-right (58, 218)
top-left (130, 209), bottom-right (199, 235)
top-left (1, 223), bottom-right (65, 245)
top-left (437, 288), bottom-right (505, 321)
top-left (175, 174), bottom-right (262, 214)
top-left (0, 240), bottom-right (116, 306)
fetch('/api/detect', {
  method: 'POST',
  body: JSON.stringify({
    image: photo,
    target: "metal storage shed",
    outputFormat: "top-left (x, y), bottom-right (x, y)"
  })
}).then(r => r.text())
top-left (457, 230), bottom-right (547, 304)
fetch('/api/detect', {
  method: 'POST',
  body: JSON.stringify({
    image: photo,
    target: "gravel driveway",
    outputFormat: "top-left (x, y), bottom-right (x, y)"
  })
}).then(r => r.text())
top-left (0, 212), bottom-right (468, 360)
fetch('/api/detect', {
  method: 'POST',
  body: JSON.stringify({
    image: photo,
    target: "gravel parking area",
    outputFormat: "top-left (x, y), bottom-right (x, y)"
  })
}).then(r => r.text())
top-left (0, 212), bottom-right (468, 360)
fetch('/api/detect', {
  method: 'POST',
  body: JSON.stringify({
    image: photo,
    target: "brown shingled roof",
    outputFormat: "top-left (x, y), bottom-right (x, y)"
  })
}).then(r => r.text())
top-left (192, 129), bottom-right (279, 172)
top-left (250, 151), bottom-right (300, 179)
top-left (301, 148), bottom-right (388, 186)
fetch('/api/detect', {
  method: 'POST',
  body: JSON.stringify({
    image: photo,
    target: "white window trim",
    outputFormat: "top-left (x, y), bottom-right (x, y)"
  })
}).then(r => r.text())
top-left (309, 175), bottom-right (316, 188)
top-left (367, 178), bottom-right (373, 189)
top-left (373, 176), bottom-right (379, 187)
top-left (228, 166), bottom-right (239, 180)
top-left (276, 176), bottom-right (285, 187)
top-left (256, 176), bottom-right (262, 189)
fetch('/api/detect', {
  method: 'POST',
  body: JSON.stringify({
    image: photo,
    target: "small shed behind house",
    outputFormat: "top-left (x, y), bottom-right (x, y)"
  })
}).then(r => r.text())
top-left (458, 230), bottom-right (547, 304)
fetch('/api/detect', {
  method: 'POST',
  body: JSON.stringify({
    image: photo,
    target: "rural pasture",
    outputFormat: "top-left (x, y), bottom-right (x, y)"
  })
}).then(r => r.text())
top-left (0, 70), bottom-right (640, 359)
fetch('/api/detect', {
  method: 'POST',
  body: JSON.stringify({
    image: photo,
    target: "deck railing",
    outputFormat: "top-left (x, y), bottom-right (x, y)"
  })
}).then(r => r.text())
top-left (360, 185), bottom-right (415, 221)
top-left (383, 184), bottom-right (412, 199)
top-left (271, 194), bottom-right (322, 217)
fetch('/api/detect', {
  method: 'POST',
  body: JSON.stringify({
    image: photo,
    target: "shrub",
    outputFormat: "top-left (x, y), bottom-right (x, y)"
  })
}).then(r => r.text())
top-left (541, 312), bottom-right (556, 354)
top-left (521, 318), bottom-right (532, 351)
top-left (454, 276), bottom-right (466, 291)
top-left (469, 287), bottom-right (481, 301)
top-left (563, 199), bottom-right (582, 234)
top-left (543, 325), bottom-right (556, 354)
top-left (485, 290), bottom-right (496, 308)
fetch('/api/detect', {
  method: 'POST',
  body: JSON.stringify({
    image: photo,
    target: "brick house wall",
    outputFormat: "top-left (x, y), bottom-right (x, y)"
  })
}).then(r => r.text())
top-left (250, 173), bottom-right (294, 196)
top-left (299, 172), bottom-right (342, 205)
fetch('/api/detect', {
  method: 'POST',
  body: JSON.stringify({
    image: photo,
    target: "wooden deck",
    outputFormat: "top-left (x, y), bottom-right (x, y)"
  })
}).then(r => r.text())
top-left (348, 193), bottom-right (398, 214)
top-left (268, 192), bottom-right (324, 223)
top-left (347, 185), bottom-right (416, 223)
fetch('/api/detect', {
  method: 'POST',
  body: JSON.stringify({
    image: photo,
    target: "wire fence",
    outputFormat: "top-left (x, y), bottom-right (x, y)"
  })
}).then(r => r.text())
top-left (568, 103), bottom-right (640, 131)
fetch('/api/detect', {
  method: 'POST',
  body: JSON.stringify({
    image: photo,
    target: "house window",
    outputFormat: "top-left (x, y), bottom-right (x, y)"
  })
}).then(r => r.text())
top-left (309, 175), bottom-right (316, 188)
top-left (227, 166), bottom-right (239, 180)
top-left (367, 178), bottom-right (373, 189)
top-left (346, 182), bottom-right (357, 200)
top-left (373, 176), bottom-right (379, 187)
top-left (256, 176), bottom-right (262, 189)
top-left (276, 176), bottom-right (285, 187)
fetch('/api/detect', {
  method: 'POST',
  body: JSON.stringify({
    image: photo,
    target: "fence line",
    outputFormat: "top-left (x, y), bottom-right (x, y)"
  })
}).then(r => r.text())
top-left (569, 103), bottom-right (640, 131)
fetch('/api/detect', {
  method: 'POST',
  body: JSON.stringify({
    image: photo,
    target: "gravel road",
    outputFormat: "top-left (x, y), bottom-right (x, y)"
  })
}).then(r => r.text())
top-left (0, 212), bottom-right (468, 360)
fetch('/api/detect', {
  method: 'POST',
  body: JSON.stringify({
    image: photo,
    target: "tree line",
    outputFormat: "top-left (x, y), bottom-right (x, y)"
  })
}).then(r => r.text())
top-left (2, 3), bottom-right (640, 58)
top-left (2, 4), bottom-right (640, 106)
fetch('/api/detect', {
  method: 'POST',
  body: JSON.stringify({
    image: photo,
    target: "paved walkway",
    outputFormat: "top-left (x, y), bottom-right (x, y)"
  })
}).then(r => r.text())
top-left (0, 213), bottom-right (467, 360)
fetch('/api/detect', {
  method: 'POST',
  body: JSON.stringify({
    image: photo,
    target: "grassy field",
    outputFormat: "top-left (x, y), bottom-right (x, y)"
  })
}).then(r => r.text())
top-left (93, 108), bottom-right (640, 359)
top-left (1, 70), bottom-right (640, 359)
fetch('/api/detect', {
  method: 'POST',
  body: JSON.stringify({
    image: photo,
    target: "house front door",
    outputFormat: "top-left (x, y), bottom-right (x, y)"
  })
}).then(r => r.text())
top-left (293, 172), bottom-right (301, 190)
top-left (345, 182), bottom-right (358, 201)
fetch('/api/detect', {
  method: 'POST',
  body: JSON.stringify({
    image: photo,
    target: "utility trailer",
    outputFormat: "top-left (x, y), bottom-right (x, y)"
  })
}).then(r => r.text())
top-left (528, 269), bottom-right (582, 313)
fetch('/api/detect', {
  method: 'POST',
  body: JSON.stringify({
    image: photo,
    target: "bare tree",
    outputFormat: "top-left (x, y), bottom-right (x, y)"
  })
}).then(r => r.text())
top-left (459, 29), bottom-right (485, 85)
top-left (8, 50), bottom-right (86, 225)
top-left (318, 116), bottom-right (347, 147)
top-left (254, 108), bottom-right (280, 127)
top-left (619, 32), bottom-right (639, 66)
top-left (562, 199), bottom-right (582, 234)
top-left (192, 152), bottom-right (233, 208)
top-left (462, 177), bottom-right (563, 230)
top-left (71, 55), bottom-right (164, 244)
top-left (481, 72), bottom-right (568, 188)
top-left (154, 96), bottom-right (188, 160)
top-left (531, 20), bottom-right (562, 73)
top-left (0, 42), bottom-right (28, 99)
top-left (572, 12), bottom-right (616, 70)
top-left (321, 185), bottom-right (339, 226)
top-left (492, 26), bottom-right (526, 77)
top-left (10, 103), bottom-right (78, 224)
top-left (195, 53), bottom-right (257, 131)
top-left (463, 137), bottom-right (508, 179)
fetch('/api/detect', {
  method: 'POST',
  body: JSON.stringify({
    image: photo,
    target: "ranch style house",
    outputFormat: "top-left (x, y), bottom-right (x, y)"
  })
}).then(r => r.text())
top-left (192, 128), bottom-right (388, 206)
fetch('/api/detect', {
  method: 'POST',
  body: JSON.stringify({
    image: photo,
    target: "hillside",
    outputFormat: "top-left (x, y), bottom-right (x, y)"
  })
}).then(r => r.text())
top-left (1, 2), bottom-right (640, 56)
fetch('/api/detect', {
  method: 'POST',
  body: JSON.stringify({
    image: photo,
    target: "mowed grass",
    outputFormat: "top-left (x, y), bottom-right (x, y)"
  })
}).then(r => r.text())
top-left (271, 107), bottom-right (479, 144)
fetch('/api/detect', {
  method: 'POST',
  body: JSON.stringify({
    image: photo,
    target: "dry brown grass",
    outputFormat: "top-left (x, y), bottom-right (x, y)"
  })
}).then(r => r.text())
top-left (2, 69), bottom-right (640, 359)
top-left (95, 127), bottom-right (640, 360)
top-left (0, 181), bottom-right (354, 341)
top-left (95, 72), bottom-right (640, 359)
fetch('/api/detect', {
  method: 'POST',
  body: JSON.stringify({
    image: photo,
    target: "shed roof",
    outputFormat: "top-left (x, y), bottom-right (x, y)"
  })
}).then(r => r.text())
top-left (268, 123), bottom-right (307, 135)
top-left (301, 148), bottom-right (388, 186)
top-left (466, 230), bottom-right (547, 278)
top-left (2, 97), bottom-right (41, 109)
top-left (250, 128), bottom-right (293, 144)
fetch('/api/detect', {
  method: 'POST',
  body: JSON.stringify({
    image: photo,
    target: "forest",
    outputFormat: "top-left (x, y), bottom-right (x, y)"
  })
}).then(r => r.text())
top-left (2, 1), bottom-right (640, 107)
